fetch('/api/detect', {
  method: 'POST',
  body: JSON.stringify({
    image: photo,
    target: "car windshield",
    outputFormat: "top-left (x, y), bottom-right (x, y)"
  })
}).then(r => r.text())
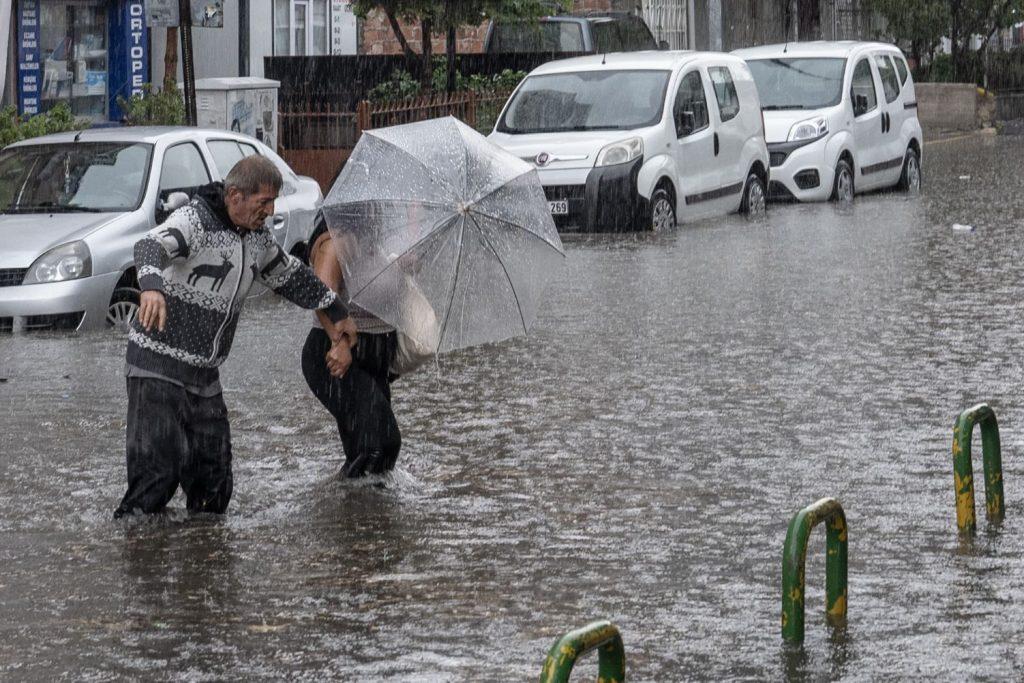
top-left (0, 141), bottom-right (152, 214)
top-left (488, 21), bottom-right (585, 52)
top-left (746, 58), bottom-right (847, 110)
top-left (497, 69), bottom-right (671, 134)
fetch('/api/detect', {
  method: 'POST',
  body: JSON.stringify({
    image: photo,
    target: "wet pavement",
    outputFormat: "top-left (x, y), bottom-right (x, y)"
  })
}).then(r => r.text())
top-left (2, 132), bottom-right (1024, 680)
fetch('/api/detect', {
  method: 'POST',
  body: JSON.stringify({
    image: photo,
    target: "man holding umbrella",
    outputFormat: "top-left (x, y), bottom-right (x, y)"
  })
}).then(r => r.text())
top-left (114, 155), bottom-right (357, 518)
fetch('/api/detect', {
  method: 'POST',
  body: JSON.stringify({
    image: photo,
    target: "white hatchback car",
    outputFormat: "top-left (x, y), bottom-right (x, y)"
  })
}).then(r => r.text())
top-left (0, 127), bottom-right (321, 332)
top-left (733, 41), bottom-right (923, 203)
top-left (488, 51), bottom-right (770, 231)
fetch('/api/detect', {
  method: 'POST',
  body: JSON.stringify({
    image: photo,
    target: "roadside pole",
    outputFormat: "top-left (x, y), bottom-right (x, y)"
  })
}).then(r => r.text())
top-left (178, 0), bottom-right (197, 126)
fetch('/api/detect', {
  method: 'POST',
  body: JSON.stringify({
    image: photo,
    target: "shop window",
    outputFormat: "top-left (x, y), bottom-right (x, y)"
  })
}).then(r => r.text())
top-left (274, 0), bottom-right (329, 55)
top-left (38, 0), bottom-right (109, 121)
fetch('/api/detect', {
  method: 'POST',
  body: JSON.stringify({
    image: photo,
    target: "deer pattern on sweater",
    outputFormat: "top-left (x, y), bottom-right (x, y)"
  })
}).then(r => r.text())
top-left (129, 194), bottom-right (345, 371)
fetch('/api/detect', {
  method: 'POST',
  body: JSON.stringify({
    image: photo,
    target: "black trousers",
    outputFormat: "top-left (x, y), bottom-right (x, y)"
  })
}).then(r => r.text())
top-left (301, 327), bottom-right (401, 478)
top-left (114, 377), bottom-right (233, 518)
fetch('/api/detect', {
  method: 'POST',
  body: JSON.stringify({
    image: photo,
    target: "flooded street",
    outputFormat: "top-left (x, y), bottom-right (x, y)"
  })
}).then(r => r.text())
top-left (3, 132), bottom-right (1024, 680)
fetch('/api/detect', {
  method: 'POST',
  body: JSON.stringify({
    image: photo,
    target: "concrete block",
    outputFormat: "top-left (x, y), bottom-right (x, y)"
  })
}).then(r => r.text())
top-left (915, 83), bottom-right (977, 133)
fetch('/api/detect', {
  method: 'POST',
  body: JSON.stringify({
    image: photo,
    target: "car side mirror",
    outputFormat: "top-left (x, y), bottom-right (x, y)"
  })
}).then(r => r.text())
top-left (163, 191), bottom-right (190, 212)
top-left (155, 191), bottom-right (190, 224)
top-left (676, 110), bottom-right (696, 137)
top-left (658, 40), bottom-right (670, 50)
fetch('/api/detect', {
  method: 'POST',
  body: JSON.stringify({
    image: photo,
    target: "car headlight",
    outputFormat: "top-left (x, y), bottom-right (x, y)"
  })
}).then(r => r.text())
top-left (788, 117), bottom-right (828, 142)
top-left (595, 137), bottom-right (644, 167)
top-left (23, 241), bottom-right (92, 285)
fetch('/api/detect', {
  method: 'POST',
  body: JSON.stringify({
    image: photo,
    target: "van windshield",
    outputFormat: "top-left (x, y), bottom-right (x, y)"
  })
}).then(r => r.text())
top-left (746, 58), bottom-right (847, 110)
top-left (0, 142), bottom-right (152, 213)
top-left (497, 69), bottom-right (671, 134)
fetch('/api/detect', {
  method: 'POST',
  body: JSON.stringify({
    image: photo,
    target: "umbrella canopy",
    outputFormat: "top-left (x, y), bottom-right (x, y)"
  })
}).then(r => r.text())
top-left (322, 116), bottom-right (565, 354)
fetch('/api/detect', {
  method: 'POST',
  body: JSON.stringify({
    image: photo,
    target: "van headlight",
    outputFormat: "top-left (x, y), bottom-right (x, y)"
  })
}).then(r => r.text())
top-left (595, 137), bottom-right (644, 167)
top-left (788, 117), bottom-right (828, 142)
top-left (23, 241), bottom-right (92, 284)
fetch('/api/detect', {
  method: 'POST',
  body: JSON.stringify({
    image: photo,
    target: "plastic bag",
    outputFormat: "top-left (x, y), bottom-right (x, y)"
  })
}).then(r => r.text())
top-left (390, 276), bottom-right (439, 375)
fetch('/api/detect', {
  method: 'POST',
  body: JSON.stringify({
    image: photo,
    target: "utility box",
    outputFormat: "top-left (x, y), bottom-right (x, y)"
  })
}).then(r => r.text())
top-left (193, 77), bottom-right (280, 150)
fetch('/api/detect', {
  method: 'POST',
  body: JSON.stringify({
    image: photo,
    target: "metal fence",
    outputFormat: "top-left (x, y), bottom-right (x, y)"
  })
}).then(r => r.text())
top-left (996, 91), bottom-right (1024, 121)
top-left (642, 0), bottom-right (690, 50)
top-left (278, 89), bottom-right (514, 193)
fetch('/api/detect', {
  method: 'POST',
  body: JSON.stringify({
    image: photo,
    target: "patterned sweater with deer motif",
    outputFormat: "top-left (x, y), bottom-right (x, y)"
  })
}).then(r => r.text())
top-left (127, 183), bottom-right (348, 386)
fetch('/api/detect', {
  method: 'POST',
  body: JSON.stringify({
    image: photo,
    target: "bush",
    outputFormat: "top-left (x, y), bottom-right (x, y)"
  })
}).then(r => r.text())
top-left (116, 84), bottom-right (185, 126)
top-left (0, 102), bottom-right (89, 148)
top-left (367, 62), bottom-right (527, 103)
top-left (368, 69), bottom-right (423, 103)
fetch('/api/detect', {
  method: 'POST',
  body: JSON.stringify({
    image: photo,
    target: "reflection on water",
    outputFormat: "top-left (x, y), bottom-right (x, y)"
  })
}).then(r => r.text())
top-left (1, 134), bottom-right (1023, 678)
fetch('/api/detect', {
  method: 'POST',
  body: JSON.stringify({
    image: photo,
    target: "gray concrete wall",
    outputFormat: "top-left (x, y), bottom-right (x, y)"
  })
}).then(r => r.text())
top-left (915, 83), bottom-right (978, 133)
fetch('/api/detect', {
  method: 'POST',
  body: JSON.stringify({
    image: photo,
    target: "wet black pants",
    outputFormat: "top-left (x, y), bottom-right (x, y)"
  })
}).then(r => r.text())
top-left (114, 377), bottom-right (233, 518)
top-left (301, 328), bottom-right (401, 478)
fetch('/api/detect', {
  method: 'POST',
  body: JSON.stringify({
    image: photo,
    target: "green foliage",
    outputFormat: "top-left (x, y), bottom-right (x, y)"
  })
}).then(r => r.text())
top-left (368, 69), bottom-right (424, 102)
top-left (0, 102), bottom-right (88, 148)
top-left (116, 84), bottom-right (185, 126)
top-left (869, 0), bottom-right (1024, 80)
top-left (368, 61), bottom-right (525, 102)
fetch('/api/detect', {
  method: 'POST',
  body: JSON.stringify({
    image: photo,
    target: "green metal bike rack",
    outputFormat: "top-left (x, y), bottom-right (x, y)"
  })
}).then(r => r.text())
top-left (781, 497), bottom-right (848, 643)
top-left (539, 620), bottom-right (625, 683)
top-left (953, 403), bottom-right (1005, 533)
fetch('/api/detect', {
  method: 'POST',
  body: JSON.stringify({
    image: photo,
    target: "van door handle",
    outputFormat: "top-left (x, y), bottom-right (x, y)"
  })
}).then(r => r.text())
top-left (881, 113), bottom-right (886, 133)
top-left (272, 214), bottom-right (286, 226)
top-left (713, 133), bottom-right (720, 156)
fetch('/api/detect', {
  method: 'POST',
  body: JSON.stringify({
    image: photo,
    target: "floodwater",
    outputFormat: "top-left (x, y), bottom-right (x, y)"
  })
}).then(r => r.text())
top-left (2, 133), bottom-right (1024, 680)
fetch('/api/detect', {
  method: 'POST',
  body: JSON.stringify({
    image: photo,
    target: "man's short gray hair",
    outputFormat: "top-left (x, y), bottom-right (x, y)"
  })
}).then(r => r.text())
top-left (224, 155), bottom-right (283, 195)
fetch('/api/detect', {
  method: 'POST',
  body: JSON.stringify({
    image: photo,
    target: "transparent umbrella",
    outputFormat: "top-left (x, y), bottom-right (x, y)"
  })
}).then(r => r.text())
top-left (321, 116), bottom-right (565, 354)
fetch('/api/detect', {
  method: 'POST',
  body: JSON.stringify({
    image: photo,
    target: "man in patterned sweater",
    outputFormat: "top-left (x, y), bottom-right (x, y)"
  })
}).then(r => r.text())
top-left (114, 155), bottom-right (357, 518)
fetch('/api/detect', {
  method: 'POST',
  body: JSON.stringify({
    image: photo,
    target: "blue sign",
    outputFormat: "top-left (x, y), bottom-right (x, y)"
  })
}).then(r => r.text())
top-left (109, 0), bottom-right (150, 121)
top-left (17, 0), bottom-right (41, 116)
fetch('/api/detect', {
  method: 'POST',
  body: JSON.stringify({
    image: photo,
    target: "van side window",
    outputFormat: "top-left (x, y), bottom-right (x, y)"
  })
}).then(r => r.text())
top-left (674, 71), bottom-right (710, 137)
top-left (894, 56), bottom-right (910, 84)
top-left (708, 66), bottom-right (740, 122)
top-left (874, 54), bottom-right (901, 103)
top-left (850, 59), bottom-right (878, 116)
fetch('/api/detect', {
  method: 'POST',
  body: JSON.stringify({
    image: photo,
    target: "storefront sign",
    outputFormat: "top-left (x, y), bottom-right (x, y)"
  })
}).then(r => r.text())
top-left (330, 0), bottom-right (357, 55)
top-left (108, 0), bottom-right (149, 120)
top-left (146, 0), bottom-right (180, 27)
top-left (17, 0), bottom-right (42, 115)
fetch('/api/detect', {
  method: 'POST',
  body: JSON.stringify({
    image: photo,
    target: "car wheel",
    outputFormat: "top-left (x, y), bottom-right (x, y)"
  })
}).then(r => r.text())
top-left (106, 287), bottom-right (140, 331)
top-left (897, 147), bottom-right (921, 193)
top-left (831, 159), bottom-right (855, 203)
top-left (739, 172), bottom-right (766, 216)
top-left (649, 187), bottom-right (676, 232)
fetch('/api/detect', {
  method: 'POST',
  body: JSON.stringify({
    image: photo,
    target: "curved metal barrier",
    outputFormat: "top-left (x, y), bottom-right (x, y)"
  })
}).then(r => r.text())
top-left (539, 620), bottom-right (625, 683)
top-left (953, 403), bottom-right (1005, 533)
top-left (781, 497), bottom-right (848, 643)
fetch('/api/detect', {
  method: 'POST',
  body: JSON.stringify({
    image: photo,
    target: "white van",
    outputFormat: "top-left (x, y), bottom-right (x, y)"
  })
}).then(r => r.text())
top-left (733, 41), bottom-right (923, 203)
top-left (488, 51), bottom-right (770, 231)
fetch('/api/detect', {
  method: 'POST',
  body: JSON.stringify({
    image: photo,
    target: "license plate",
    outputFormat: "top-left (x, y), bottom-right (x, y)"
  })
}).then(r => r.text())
top-left (548, 200), bottom-right (569, 215)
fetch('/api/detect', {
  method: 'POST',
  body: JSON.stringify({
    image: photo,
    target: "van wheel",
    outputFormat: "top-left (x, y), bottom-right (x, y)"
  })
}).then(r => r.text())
top-left (739, 172), bottom-right (766, 216)
top-left (831, 159), bottom-right (855, 203)
top-left (649, 187), bottom-right (676, 232)
top-left (106, 287), bottom-right (140, 331)
top-left (897, 147), bottom-right (921, 192)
